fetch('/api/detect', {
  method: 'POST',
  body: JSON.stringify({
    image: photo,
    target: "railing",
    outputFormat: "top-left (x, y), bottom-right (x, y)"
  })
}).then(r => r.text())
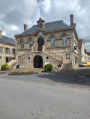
top-left (18, 50), bottom-right (30, 63)
top-left (44, 50), bottom-right (63, 62)
top-left (11, 50), bottom-right (31, 68)
top-left (42, 45), bottom-right (63, 62)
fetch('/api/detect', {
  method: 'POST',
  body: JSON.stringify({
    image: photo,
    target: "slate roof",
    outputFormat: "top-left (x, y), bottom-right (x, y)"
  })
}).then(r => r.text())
top-left (16, 20), bottom-right (73, 36)
top-left (0, 35), bottom-right (15, 46)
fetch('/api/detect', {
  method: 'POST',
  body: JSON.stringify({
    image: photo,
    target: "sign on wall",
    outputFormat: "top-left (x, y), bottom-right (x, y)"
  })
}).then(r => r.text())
top-left (45, 62), bottom-right (49, 65)
top-left (74, 46), bottom-right (77, 50)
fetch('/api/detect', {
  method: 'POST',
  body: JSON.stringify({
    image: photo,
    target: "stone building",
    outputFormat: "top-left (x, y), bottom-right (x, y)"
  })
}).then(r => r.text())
top-left (15, 14), bottom-right (79, 70)
top-left (0, 30), bottom-right (15, 66)
top-left (78, 39), bottom-right (90, 64)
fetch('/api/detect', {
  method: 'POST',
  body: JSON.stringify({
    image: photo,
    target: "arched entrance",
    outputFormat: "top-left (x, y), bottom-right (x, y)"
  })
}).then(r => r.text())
top-left (38, 37), bottom-right (44, 51)
top-left (34, 55), bottom-right (43, 68)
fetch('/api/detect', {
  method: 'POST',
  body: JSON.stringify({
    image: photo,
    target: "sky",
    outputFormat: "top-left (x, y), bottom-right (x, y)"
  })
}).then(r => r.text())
top-left (0, 0), bottom-right (90, 51)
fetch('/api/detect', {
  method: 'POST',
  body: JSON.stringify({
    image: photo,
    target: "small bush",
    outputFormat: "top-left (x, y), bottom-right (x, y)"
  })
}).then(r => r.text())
top-left (43, 64), bottom-right (53, 72)
top-left (1, 64), bottom-right (9, 71)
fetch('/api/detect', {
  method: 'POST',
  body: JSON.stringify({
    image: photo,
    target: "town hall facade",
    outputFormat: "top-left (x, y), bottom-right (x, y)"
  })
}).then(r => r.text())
top-left (15, 14), bottom-right (79, 70)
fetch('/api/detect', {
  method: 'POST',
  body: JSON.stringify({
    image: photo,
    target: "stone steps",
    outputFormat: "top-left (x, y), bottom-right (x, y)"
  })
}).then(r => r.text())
top-left (43, 51), bottom-right (63, 62)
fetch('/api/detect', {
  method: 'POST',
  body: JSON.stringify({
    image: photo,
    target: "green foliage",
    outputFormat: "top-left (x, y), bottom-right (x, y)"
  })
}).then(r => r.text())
top-left (43, 64), bottom-right (53, 72)
top-left (9, 71), bottom-right (37, 75)
top-left (1, 64), bottom-right (9, 71)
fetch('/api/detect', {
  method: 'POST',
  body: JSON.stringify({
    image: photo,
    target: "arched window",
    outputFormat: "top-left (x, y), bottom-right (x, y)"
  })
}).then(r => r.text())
top-left (29, 40), bottom-right (33, 48)
top-left (51, 37), bottom-right (55, 47)
top-left (20, 41), bottom-right (24, 49)
top-left (62, 36), bottom-right (67, 46)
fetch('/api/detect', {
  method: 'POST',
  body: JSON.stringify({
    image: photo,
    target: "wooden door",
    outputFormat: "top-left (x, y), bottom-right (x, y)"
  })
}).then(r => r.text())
top-left (38, 37), bottom-right (44, 51)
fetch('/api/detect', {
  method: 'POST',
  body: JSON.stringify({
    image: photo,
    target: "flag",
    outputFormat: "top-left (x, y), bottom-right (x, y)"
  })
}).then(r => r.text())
top-left (74, 46), bottom-right (77, 50)
top-left (38, 28), bottom-right (40, 32)
top-left (37, 27), bottom-right (42, 32)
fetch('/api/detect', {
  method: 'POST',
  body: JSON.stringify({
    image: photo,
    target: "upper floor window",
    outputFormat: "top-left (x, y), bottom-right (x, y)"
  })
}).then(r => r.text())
top-left (4, 47), bottom-right (10, 54)
top-left (12, 49), bottom-right (15, 54)
top-left (51, 37), bottom-right (55, 47)
top-left (20, 41), bottom-right (24, 49)
top-left (62, 36), bottom-right (67, 46)
top-left (29, 40), bottom-right (33, 48)
top-left (1, 47), bottom-right (3, 53)
top-left (9, 48), bottom-right (10, 54)
top-left (0, 46), bottom-right (1, 53)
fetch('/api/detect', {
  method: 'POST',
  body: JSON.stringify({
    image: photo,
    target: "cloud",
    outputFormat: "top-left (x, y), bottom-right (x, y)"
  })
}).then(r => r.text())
top-left (40, 0), bottom-right (90, 51)
top-left (0, 0), bottom-right (38, 37)
top-left (84, 42), bottom-right (90, 52)
top-left (0, 0), bottom-right (90, 51)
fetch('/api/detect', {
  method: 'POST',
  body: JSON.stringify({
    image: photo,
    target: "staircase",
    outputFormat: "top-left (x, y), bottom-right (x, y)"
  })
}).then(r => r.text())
top-left (10, 49), bottom-right (63, 69)
top-left (10, 51), bottom-right (31, 68)
top-left (43, 50), bottom-right (63, 62)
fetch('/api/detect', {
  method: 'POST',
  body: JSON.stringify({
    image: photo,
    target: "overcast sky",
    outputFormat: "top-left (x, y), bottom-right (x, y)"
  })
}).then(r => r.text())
top-left (0, 0), bottom-right (90, 51)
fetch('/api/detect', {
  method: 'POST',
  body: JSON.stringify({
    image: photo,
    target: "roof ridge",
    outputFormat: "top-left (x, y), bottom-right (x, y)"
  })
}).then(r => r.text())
top-left (45, 20), bottom-right (63, 24)
top-left (33, 20), bottom-right (64, 26)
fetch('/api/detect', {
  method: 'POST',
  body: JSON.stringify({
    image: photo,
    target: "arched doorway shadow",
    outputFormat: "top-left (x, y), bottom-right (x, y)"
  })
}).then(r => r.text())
top-left (38, 37), bottom-right (44, 51)
top-left (34, 55), bottom-right (43, 68)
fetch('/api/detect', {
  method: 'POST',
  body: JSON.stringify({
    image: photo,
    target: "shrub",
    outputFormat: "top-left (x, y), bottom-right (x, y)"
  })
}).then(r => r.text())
top-left (43, 64), bottom-right (53, 72)
top-left (1, 64), bottom-right (9, 71)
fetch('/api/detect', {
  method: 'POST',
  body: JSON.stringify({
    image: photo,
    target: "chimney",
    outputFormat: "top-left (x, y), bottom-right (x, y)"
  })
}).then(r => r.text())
top-left (70, 14), bottom-right (74, 26)
top-left (73, 23), bottom-right (76, 29)
top-left (0, 30), bottom-right (2, 38)
top-left (24, 24), bottom-right (27, 31)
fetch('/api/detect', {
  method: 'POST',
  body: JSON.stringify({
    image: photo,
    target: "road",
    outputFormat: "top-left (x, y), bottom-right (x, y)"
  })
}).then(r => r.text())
top-left (0, 75), bottom-right (90, 119)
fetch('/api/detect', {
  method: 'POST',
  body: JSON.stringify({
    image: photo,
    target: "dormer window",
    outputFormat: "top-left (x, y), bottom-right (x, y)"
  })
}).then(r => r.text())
top-left (29, 40), bottom-right (33, 48)
top-left (62, 36), bottom-right (67, 46)
top-left (51, 37), bottom-right (55, 47)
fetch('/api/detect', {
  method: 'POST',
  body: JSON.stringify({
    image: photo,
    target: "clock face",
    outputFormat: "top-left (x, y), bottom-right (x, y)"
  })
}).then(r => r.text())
top-left (39, 32), bottom-right (42, 36)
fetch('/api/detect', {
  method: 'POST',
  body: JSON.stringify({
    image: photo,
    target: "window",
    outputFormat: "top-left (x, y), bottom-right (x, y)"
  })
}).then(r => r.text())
top-left (51, 37), bottom-right (55, 47)
top-left (46, 56), bottom-right (49, 59)
top-left (66, 54), bottom-right (70, 59)
top-left (20, 41), bottom-right (24, 49)
top-left (9, 48), bottom-right (10, 54)
top-left (4, 48), bottom-right (6, 53)
top-left (62, 36), bottom-right (67, 46)
top-left (5, 48), bottom-right (10, 54)
top-left (28, 57), bottom-right (30, 60)
top-left (12, 49), bottom-right (15, 54)
top-left (1, 47), bottom-right (3, 53)
top-left (29, 40), bottom-right (33, 48)
top-left (0, 46), bottom-right (1, 52)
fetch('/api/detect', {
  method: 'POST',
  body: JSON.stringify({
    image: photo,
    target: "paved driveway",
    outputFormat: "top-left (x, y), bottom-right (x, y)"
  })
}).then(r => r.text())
top-left (0, 75), bottom-right (90, 119)
top-left (1, 71), bottom-right (90, 87)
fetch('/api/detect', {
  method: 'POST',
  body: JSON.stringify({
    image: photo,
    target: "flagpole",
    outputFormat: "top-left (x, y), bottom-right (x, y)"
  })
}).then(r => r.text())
top-left (38, 0), bottom-right (44, 18)
top-left (39, 2), bottom-right (41, 18)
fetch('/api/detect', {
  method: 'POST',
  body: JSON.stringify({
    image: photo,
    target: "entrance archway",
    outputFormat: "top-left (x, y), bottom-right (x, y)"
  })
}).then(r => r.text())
top-left (34, 55), bottom-right (43, 68)
top-left (38, 37), bottom-right (44, 51)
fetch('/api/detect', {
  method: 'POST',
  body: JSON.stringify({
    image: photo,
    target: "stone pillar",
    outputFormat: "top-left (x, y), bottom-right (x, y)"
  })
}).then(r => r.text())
top-left (42, 45), bottom-right (45, 52)
top-left (31, 46), bottom-right (34, 53)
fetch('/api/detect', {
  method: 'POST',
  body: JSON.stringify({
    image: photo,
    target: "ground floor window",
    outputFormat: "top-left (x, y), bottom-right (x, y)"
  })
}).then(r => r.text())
top-left (6, 57), bottom-right (8, 63)
top-left (75, 56), bottom-right (78, 64)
